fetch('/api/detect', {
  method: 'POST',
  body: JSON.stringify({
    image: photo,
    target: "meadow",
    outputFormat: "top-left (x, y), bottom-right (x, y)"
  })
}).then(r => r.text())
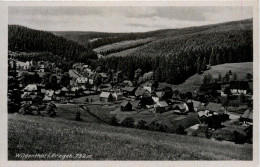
top-left (8, 114), bottom-right (252, 160)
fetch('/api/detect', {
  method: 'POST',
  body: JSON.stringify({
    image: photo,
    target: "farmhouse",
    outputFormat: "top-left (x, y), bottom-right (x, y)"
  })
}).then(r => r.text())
top-left (205, 102), bottom-right (227, 115)
top-left (100, 92), bottom-right (113, 102)
top-left (172, 104), bottom-right (187, 114)
top-left (43, 90), bottom-right (55, 101)
top-left (122, 86), bottom-right (136, 96)
top-left (152, 91), bottom-right (165, 103)
top-left (112, 92), bottom-right (123, 101)
top-left (135, 87), bottom-right (151, 98)
top-left (154, 101), bottom-right (169, 113)
top-left (239, 109), bottom-right (253, 124)
top-left (121, 101), bottom-right (133, 111)
top-left (76, 77), bottom-right (88, 85)
top-left (230, 81), bottom-right (249, 94)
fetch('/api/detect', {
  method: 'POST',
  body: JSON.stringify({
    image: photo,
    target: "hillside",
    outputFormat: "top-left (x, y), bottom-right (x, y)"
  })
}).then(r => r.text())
top-left (8, 114), bottom-right (252, 160)
top-left (8, 25), bottom-right (95, 62)
top-left (93, 19), bottom-right (253, 84)
top-left (160, 62), bottom-right (253, 92)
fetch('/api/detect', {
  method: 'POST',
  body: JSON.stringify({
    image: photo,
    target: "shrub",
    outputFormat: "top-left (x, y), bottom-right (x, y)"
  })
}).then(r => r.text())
top-left (233, 131), bottom-right (246, 144)
top-left (110, 116), bottom-right (119, 126)
top-left (121, 117), bottom-right (134, 128)
top-left (136, 120), bottom-right (147, 130)
top-left (176, 124), bottom-right (186, 135)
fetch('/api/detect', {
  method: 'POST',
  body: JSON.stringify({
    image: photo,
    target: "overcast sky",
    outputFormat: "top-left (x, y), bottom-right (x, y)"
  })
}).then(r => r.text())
top-left (8, 6), bottom-right (253, 32)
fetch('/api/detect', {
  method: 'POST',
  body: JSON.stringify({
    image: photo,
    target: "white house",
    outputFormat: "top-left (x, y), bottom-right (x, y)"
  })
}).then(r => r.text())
top-left (230, 81), bottom-right (249, 95)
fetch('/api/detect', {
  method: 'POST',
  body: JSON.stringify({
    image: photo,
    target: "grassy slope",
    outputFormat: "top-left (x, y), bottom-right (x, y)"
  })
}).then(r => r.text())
top-left (160, 62), bottom-right (253, 92)
top-left (8, 114), bottom-right (252, 160)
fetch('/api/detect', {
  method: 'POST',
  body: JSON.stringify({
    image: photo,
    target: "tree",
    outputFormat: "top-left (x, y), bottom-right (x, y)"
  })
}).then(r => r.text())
top-left (136, 120), bottom-right (147, 130)
top-left (225, 72), bottom-right (230, 83)
top-left (176, 124), bottom-right (186, 135)
top-left (218, 73), bottom-right (222, 82)
top-left (60, 73), bottom-right (71, 87)
top-left (209, 49), bottom-right (216, 65)
top-left (233, 73), bottom-right (238, 81)
top-left (93, 73), bottom-right (102, 91)
top-left (196, 57), bottom-right (202, 74)
top-left (75, 110), bottom-right (82, 121)
top-left (201, 56), bottom-right (207, 71)
top-left (110, 116), bottom-right (119, 126)
top-left (246, 73), bottom-right (253, 81)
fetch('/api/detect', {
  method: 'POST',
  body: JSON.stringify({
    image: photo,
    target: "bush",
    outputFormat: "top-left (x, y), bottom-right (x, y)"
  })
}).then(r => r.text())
top-left (135, 120), bottom-right (147, 130)
top-left (110, 116), bottom-right (119, 126)
top-left (121, 117), bottom-right (134, 128)
top-left (233, 131), bottom-right (246, 144)
top-left (176, 124), bottom-right (186, 135)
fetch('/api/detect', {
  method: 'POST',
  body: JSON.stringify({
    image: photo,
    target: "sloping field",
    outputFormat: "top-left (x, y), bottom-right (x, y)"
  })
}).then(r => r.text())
top-left (160, 62), bottom-right (253, 92)
top-left (8, 114), bottom-right (252, 160)
top-left (93, 38), bottom-right (154, 54)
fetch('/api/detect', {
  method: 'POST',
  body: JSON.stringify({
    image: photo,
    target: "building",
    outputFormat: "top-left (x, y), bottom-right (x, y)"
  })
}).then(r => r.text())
top-left (112, 92), bottom-right (123, 101)
top-left (154, 101), bottom-right (169, 113)
top-left (76, 77), bottom-right (88, 85)
top-left (239, 109), bottom-right (253, 124)
top-left (100, 92), bottom-right (113, 102)
top-left (143, 82), bottom-right (154, 93)
top-left (39, 64), bottom-right (45, 72)
top-left (187, 100), bottom-right (203, 112)
top-left (230, 81), bottom-right (249, 94)
top-left (43, 90), bottom-right (55, 101)
top-left (21, 92), bottom-right (33, 104)
top-left (205, 102), bottom-right (227, 115)
top-left (172, 104), bottom-right (187, 114)
top-left (100, 73), bottom-right (108, 83)
top-left (23, 84), bottom-right (38, 92)
top-left (152, 91), bottom-right (165, 103)
top-left (122, 87), bottom-right (136, 96)
top-left (121, 101), bottom-right (133, 111)
top-left (135, 87), bottom-right (151, 98)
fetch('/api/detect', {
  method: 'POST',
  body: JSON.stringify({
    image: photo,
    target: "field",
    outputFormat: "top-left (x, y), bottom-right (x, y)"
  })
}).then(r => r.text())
top-left (9, 114), bottom-right (252, 160)
top-left (93, 38), bottom-right (154, 54)
top-left (159, 62), bottom-right (253, 92)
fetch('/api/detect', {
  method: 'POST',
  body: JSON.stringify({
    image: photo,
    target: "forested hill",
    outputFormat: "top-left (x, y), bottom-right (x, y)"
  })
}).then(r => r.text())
top-left (8, 25), bottom-right (96, 62)
top-left (93, 19), bottom-right (253, 84)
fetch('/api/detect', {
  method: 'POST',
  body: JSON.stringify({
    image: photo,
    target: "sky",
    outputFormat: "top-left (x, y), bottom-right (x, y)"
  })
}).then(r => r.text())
top-left (8, 6), bottom-right (253, 32)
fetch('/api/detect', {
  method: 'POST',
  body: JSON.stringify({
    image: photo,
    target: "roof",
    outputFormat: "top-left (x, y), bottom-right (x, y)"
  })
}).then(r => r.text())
top-left (191, 100), bottom-right (201, 108)
top-left (172, 104), bottom-right (186, 110)
top-left (21, 92), bottom-right (32, 99)
top-left (45, 90), bottom-right (54, 97)
top-left (135, 87), bottom-right (150, 97)
top-left (230, 81), bottom-right (249, 90)
top-left (154, 91), bottom-right (165, 98)
top-left (241, 109), bottom-right (253, 120)
top-left (76, 77), bottom-right (88, 83)
top-left (123, 80), bottom-right (133, 87)
top-left (99, 73), bottom-right (108, 78)
top-left (143, 82), bottom-right (153, 87)
top-left (61, 87), bottom-right (69, 92)
top-left (24, 84), bottom-right (37, 91)
top-left (100, 92), bottom-right (112, 98)
top-left (121, 101), bottom-right (132, 107)
top-left (206, 102), bottom-right (222, 112)
top-left (157, 101), bottom-right (169, 107)
top-left (122, 87), bottom-right (136, 92)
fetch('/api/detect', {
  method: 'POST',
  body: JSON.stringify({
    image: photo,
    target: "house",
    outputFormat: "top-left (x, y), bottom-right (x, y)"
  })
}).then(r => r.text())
top-left (100, 92), bottom-right (113, 102)
top-left (205, 102), bottom-right (227, 115)
top-left (135, 87), bottom-right (151, 98)
top-left (23, 61), bottom-right (30, 70)
top-left (172, 104), bottom-right (187, 114)
top-left (39, 64), bottom-right (45, 72)
top-left (123, 80), bottom-right (133, 87)
top-left (89, 79), bottom-right (94, 85)
top-left (154, 101), bottom-right (169, 113)
top-left (230, 81), bottom-right (249, 94)
top-left (112, 92), bottom-right (123, 101)
top-left (100, 73), bottom-right (108, 83)
top-left (143, 82), bottom-right (154, 93)
top-left (239, 109), bottom-right (253, 124)
top-left (187, 100), bottom-right (202, 112)
top-left (121, 101), bottom-right (133, 111)
top-left (23, 84), bottom-right (38, 92)
top-left (132, 100), bottom-right (142, 109)
top-left (198, 110), bottom-right (212, 118)
top-left (76, 77), bottom-right (88, 85)
top-left (43, 90), bottom-right (55, 101)
top-left (122, 87), bottom-right (136, 96)
top-left (152, 91), bottom-right (165, 103)
top-left (21, 92), bottom-right (33, 104)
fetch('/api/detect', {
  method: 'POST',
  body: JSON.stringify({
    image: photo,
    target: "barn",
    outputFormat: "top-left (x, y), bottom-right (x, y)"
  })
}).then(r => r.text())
top-left (121, 101), bottom-right (133, 111)
top-left (100, 92), bottom-right (113, 102)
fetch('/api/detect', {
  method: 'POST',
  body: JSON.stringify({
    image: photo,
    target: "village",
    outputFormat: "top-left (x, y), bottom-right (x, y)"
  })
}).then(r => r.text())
top-left (8, 56), bottom-right (253, 144)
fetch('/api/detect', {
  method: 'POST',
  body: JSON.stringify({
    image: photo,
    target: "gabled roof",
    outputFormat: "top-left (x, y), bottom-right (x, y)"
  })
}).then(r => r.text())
top-left (45, 90), bottom-right (54, 97)
top-left (122, 87), bottom-right (136, 92)
top-left (172, 104), bottom-right (186, 110)
top-left (241, 109), bottom-right (253, 120)
top-left (230, 81), bottom-right (249, 90)
top-left (99, 73), bottom-right (108, 78)
top-left (76, 77), bottom-right (88, 83)
top-left (206, 102), bottom-right (222, 112)
top-left (24, 84), bottom-right (37, 91)
top-left (121, 101), bottom-right (132, 107)
top-left (157, 101), bottom-right (169, 107)
top-left (135, 87), bottom-right (150, 97)
top-left (100, 92), bottom-right (112, 98)
top-left (61, 87), bottom-right (69, 92)
top-left (154, 91), bottom-right (165, 98)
